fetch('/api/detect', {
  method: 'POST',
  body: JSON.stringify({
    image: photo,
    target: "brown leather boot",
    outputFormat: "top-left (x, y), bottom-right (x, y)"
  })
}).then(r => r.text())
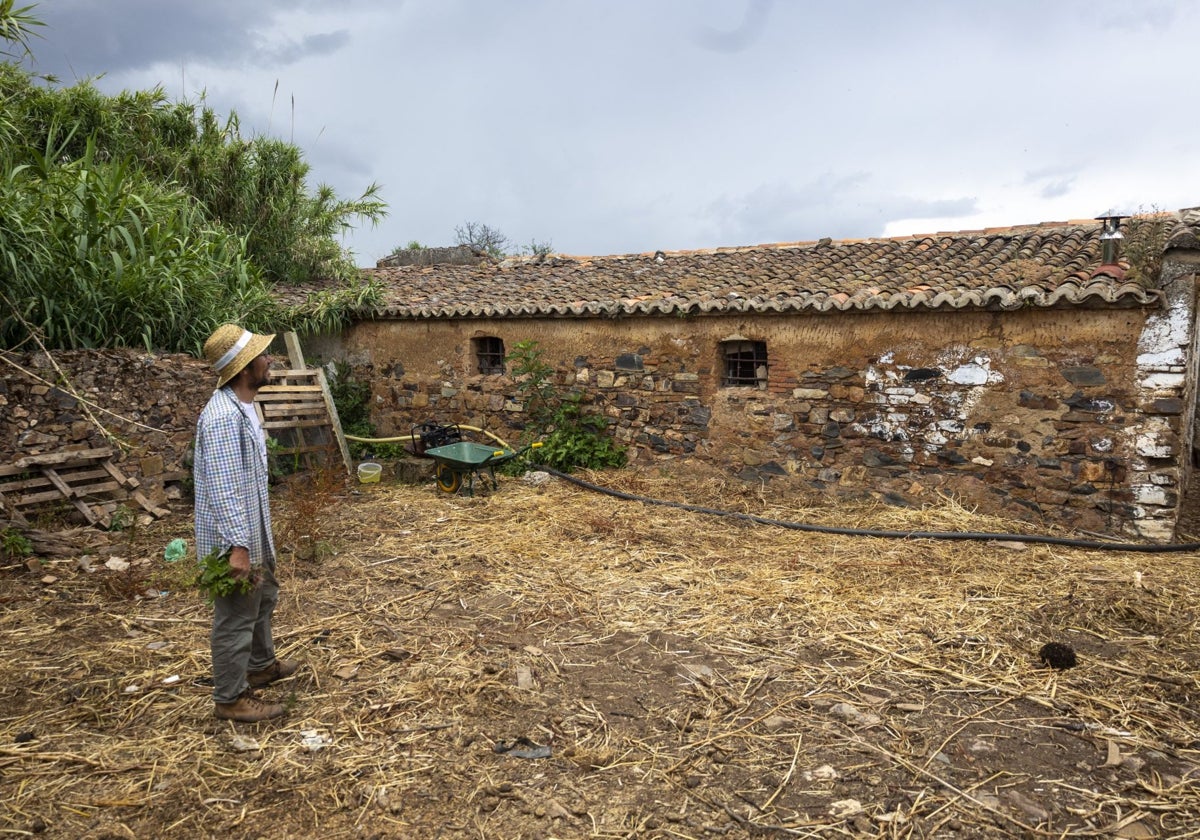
top-left (214, 690), bottom-right (285, 722)
top-left (247, 658), bottom-right (299, 688)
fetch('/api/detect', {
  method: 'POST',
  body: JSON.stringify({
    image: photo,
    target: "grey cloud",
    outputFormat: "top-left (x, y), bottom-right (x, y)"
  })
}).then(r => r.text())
top-left (702, 175), bottom-right (977, 247)
top-left (15, 0), bottom-right (1200, 264)
top-left (1097, 2), bottom-right (1176, 31)
top-left (266, 31), bottom-right (351, 66)
top-left (1039, 180), bottom-right (1074, 200)
top-left (1023, 165), bottom-right (1079, 201)
top-left (1024, 165), bottom-right (1078, 183)
top-left (28, 0), bottom-right (355, 80)
top-left (693, 0), bottom-right (773, 53)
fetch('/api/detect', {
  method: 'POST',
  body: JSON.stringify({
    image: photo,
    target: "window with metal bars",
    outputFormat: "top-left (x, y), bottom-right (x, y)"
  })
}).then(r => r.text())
top-left (721, 340), bottom-right (768, 388)
top-left (472, 336), bottom-right (506, 375)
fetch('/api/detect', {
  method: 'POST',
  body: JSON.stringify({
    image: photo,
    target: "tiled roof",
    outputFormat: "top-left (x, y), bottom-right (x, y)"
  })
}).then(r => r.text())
top-left (1167, 206), bottom-right (1200, 249)
top-left (282, 218), bottom-right (1171, 320)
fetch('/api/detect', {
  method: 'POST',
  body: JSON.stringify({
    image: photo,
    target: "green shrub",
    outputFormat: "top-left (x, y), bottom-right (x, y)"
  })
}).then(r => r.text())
top-left (505, 340), bottom-right (626, 473)
top-left (1, 527), bottom-right (33, 560)
top-left (327, 361), bottom-right (407, 460)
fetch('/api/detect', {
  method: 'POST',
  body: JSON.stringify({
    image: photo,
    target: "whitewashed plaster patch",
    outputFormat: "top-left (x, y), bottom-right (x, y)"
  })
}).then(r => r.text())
top-left (1137, 347), bottom-right (1185, 368)
top-left (862, 348), bottom-right (997, 450)
top-left (1137, 305), bottom-right (1190, 358)
top-left (947, 364), bottom-right (987, 385)
top-left (1139, 372), bottom-right (1185, 390)
top-left (854, 417), bottom-right (910, 442)
top-left (1136, 436), bottom-right (1174, 458)
top-left (1130, 418), bottom-right (1175, 459)
top-left (1133, 485), bottom-right (1170, 505)
top-left (1136, 519), bottom-right (1175, 541)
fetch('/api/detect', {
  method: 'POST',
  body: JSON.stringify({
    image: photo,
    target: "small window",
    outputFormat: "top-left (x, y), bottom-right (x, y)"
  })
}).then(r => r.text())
top-left (473, 336), bottom-right (506, 375)
top-left (721, 340), bottom-right (768, 388)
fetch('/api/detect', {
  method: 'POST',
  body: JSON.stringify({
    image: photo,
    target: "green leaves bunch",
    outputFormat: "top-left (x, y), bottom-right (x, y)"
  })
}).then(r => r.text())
top-left (194, 548), bottom-right (254, 605)
top-left (0, 1), bottom-right (41, 60)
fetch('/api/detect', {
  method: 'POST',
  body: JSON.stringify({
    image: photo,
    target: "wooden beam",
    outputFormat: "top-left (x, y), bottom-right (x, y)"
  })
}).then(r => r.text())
top-left (315, 365), bottom-right (352, 476)
top-left (41, 467), bottom-right (99, 524)
top-left (99, 460), bottom-right (139, 489)
top-left (0, 468), bottom-right (111, 493)
top-left (9, 447), bottom-right (115, 470)
top-left (257, 385), bottom-right (324, 395)
top-left (284, 332), bottom-right (306, 369)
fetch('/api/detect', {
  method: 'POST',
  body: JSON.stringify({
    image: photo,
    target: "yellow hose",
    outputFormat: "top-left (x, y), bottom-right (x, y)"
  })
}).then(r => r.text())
top-left (344, 424), bottom-right (511, 449)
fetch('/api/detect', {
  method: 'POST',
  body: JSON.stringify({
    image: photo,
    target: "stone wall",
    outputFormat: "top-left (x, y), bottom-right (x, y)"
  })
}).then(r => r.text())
top-left (306, 291), bottom-right (1194, 540)
top-left (376, 245), bottom-right (481, 268)
top-left (5, 257), bottom-right (1195, 542)
top-left (1, 350), bottom-right (213, 508)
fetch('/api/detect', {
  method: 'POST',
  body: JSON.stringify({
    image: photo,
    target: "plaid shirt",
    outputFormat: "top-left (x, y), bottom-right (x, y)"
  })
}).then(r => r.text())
top-left (193, 387), bottom-right (275, 568)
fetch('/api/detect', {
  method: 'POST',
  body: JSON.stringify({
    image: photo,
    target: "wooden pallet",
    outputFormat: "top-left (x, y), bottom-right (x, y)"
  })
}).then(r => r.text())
top-left (0, 447), bottom-right (169, 528)
top-left (255, 333), bottom-right (351, 476)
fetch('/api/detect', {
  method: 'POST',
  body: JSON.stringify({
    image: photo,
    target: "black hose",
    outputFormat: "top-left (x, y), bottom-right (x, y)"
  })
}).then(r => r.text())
top-left (533, 465), bottom-right (1200, 554)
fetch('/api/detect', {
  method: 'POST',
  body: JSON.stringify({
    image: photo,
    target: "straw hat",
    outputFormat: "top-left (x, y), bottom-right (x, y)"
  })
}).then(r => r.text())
top-left (203, 324), bottom-right (276, 387)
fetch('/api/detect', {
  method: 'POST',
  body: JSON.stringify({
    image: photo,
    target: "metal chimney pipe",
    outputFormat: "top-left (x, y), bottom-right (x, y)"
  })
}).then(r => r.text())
top-left (1095, 212), bottom-right (1129, 265)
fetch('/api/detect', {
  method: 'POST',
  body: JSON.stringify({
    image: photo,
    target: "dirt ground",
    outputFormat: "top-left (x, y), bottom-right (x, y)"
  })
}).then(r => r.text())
top-left (3, 463), bottom-right (1200, 840)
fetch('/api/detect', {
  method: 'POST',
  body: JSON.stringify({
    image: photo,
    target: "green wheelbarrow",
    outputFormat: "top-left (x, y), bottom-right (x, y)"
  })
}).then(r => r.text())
top-left (424, 441), bottom-right (543, 495)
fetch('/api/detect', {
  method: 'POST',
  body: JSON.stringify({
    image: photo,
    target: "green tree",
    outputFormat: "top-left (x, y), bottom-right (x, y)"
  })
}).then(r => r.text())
top-left (0, 130), bottom-right (275, 351)
top-left (0, 67), bottom-right (385, 285)
top-left (0, 8), bottom-right (384, 352)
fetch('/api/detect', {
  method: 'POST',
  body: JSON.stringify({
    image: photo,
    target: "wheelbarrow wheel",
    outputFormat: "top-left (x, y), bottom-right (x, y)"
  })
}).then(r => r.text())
top-left (435, 462), bottom-right (462, 494)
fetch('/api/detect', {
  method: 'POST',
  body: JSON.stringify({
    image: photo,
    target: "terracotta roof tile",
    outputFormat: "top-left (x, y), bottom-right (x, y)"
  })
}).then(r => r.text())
top-left (279, 217), bottom-right (1171, 318)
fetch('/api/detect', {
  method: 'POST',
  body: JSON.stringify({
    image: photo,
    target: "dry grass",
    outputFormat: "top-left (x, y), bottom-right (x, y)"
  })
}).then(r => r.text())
top-left (2, 464), bottom-right (1200, 839)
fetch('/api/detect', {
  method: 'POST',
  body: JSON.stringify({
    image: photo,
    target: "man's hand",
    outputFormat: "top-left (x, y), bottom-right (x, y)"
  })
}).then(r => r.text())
top-left (229, 546), bottom-right (252, 580)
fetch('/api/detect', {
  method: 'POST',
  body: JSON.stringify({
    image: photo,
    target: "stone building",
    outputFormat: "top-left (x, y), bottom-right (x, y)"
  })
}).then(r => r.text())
top-left (297, 209), bottom-right (1200, 540)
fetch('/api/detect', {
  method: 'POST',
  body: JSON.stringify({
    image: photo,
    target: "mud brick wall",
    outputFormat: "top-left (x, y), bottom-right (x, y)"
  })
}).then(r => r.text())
top-left (0, 350), bottom-right (213, 508)
top-left (307, 294), bottom-right (1194, 540)
top-left (7, 289), bottom-right (1186, 540)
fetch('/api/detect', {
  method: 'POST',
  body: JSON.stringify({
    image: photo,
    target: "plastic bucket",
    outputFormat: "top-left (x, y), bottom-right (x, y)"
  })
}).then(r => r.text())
top-left (357, 462), bottom-right (382, 484)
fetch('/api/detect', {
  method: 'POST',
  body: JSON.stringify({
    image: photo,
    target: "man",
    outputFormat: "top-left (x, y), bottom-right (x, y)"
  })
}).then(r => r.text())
top-left (194, 323), bottom-right (298, 722)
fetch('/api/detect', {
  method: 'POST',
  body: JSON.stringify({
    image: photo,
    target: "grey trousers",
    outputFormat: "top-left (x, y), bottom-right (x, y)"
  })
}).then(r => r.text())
top-left (210, 561), bottom-right (279, 704)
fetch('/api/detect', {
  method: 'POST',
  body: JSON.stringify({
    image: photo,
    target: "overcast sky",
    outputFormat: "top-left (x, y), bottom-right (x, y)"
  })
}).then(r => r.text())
top-left (22, 0), bottom-right (1200, 266)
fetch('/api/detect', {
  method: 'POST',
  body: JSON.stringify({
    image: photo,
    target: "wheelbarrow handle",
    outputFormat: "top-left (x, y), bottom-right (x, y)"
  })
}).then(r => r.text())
top-left (493, 441), bottom-right (543, 458)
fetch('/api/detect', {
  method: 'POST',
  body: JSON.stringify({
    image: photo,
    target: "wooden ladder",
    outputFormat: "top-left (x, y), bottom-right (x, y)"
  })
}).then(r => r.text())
top-left (254, 332), bottom-right (351, 476)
